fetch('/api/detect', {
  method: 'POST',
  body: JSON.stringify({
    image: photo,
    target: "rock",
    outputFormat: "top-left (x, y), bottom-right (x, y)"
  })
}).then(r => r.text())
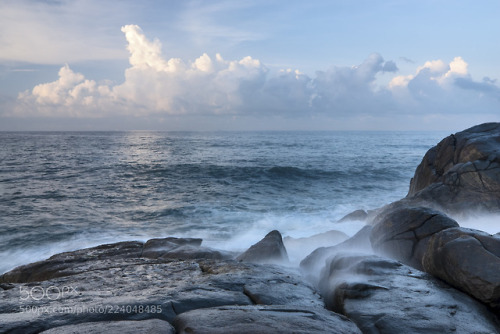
top-left (0, 239), bottom-right (331, 333)
top-left (318, 253), bottom-right (500, 334)
top-left (300, 226), bottom-right (373, 285)
top-left (142, 237), bottom-right (202, 258)
top-left (407, 122), bottom-right (500, 214)
top-left (369, 206), bottom-right (459, 270)
top-left (338, 209), bottom-right (368, 222)
top-left (173, 305), bottom-right (362, 334)
top-left (0, 241), bottom-right (145, 283)
top-left (0, 238), bottom-right (232, 283)
top-left (39, 319), bottom-right (175, 334)
top-left (283, 230), bottom-right (348, 264)
top-left (236, 230), bottom-right (289, 264)
top-left (422, 227), bottom-right (500, 313)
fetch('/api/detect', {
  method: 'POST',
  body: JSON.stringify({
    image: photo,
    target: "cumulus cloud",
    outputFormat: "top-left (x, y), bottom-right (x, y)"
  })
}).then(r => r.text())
top-left (12, 24), bottom-right (500, 126)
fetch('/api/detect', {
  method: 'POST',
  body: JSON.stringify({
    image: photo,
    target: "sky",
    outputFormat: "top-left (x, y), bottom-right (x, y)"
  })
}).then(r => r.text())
top-left (0, 0), bottom-right (499, 131)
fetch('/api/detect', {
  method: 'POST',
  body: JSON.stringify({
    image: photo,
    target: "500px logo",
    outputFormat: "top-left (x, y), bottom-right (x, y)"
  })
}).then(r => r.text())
top-left (19, 286), bottom-right (78, 301)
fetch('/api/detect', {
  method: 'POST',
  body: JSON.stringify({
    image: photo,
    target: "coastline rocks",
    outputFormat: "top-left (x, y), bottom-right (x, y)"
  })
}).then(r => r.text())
top-left (370, 206), bottom-right (459, 270)
top-left (0, 236), bottom-right (344, 333)
top-left (422, 227), bottom-right (500, 313)
top-left (318, 253), bottom-right (500, 334)
top-left (39, 319), bottom-right (175, 334)
top-left (407, 122), bottom-right (500, 214)
top-left (0, 238), bottom-right (232, 284)
top-left (236, 230), bottom-right (289, 264)
top-left (174, 305), bottom-right (362, 334)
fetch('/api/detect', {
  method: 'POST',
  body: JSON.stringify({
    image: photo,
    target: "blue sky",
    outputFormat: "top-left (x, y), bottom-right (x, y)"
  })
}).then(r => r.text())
top-left (1, 0), bottom-right (499, 131)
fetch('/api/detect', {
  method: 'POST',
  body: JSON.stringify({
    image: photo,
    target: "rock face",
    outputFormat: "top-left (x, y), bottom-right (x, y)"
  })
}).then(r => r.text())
top-left (174, 305), bottom-right (362, 334)
top-left (422, 227), bottom-right (500, 313)
top-left (1, 238), bottom-right (232, 283)
top-left (236, 230), bottom-right (289, 264)
top-left (318, 253), bottom-right (500, 334)
top-left (0, 236), bottom-right (360, 333)
top-left (39, 319), bottom-right (175, 334)
top-left (370, 206), bottom-right (459, 270)
top-left (407, 122), bottom-right (500, 213)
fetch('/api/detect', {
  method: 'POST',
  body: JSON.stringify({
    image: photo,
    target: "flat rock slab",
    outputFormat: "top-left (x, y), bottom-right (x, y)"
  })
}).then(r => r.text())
top-left (39, 319), bottom-right (175, 334)
top-left (0, 251), bottom-right (328, 333)
top-left (318, 253), bottom-right (500, 334)
top-left (173, 305), bottom-right (362, 334)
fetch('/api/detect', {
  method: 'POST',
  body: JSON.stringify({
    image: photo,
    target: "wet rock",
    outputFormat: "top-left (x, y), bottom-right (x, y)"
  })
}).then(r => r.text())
top-left (236, 230), bottom-right (289, 264)
top-left (407, 122), bottom-right (500, 214)
top-left (370, 206), bottom-right (459, 270)
top-left (338, 209), bottom-right (368, 222)
top-left (142, 237), bottom-right (202, 258)
top-left (39, 319), bottom-right (175, 334)
top-left (0, 240), bottom-right (330, 333)
top-left (173, 305), bottom-right (362, 334)
top-left (0, 238), bottom-right (232, 284)
top-left (318, 253), bottom-right (500, 334)
top-left (0, 241), bottom-right (145, 283)
top-left (422, 227), bottom-right (500, 313)
top-left (300, 226), bottom-right (373, 285)
top-left (283, 230), bottom-right (348, 264)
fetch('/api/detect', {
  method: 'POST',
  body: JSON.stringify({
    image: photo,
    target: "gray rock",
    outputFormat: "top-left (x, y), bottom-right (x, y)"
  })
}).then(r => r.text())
top-left (318, 253), bottom-right (500, 334)
top-left (39, 319), bottom-right (175, 334)
top-left (370, 206), bottom-right (459, 270)
top-left (338, 209), bottom-right (368, 222)
top-left (407, 122), bottom-right (500, 214)
top-left (422, 227), bottom-right (500, 313)
top-left (236, 230), bottom-right (289, 264)
top-left (173, 305), bottom-right (362, 334)
top-left (0, 239), bottom-right (330, 333)
top-left (0, 241), bottom-right (144, 283)
top-left (0, 238), bottom-right (232, 284)
top-left (142, 237), bottom-right (202, 258)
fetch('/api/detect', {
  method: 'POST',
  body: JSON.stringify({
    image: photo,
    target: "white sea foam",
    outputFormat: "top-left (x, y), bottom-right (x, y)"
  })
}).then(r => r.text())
top-left (456, 213), bottom-right (500, 235)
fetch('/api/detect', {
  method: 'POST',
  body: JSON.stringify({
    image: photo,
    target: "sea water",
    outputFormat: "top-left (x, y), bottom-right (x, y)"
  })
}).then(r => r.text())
top-left (0, 131), bottom-right (447, 273)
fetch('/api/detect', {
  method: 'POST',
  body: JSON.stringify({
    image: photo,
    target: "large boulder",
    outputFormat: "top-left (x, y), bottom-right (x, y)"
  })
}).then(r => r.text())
top-left (369, 206), bottom-right (459, 270)
top-left (407, 122), bottom-right (500, 214)
top-left (422, 227), bottom-right (500, 313)
top-left (236, 230), bottom-right (289, 264)
top-left (173, 305), bottom-right (362, 334)
top-left (318, 253), bottom-right (500, 334)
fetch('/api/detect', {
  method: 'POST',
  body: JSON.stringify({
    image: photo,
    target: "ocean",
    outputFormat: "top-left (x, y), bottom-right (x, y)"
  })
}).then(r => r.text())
top-left (0, 131), bottom-right (448, 274)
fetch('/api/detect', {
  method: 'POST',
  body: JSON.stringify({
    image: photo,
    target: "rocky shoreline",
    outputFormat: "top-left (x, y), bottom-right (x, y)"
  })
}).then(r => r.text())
top-left (1, 123), bottom-right (500, 333)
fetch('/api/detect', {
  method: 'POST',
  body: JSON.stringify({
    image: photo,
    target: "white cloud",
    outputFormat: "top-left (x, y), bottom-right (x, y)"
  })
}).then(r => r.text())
top-left (12, 24), bottom-right (500, 127)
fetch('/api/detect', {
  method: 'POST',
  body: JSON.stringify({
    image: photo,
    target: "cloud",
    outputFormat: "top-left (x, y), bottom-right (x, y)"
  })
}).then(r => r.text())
top-left (12, 24), bottom-right (500, 128)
